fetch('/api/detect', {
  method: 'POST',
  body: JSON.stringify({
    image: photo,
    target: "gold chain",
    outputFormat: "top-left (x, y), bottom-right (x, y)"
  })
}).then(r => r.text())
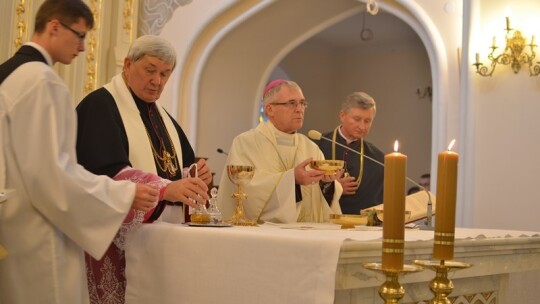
top-left (332, 127), bottom-right (364, 186)
top-left (144, 106), bottom-right (179, 176)
top-left (122, 72), bottom-right (179, 176)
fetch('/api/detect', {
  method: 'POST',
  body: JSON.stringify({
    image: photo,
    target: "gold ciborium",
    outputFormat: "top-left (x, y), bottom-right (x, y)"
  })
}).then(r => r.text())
top-left (310, 160), bottom-right (345, 175)
top-left (227, 165), bottom-right (257, 226)
top-left (329, 214), bottom-right (368, 229)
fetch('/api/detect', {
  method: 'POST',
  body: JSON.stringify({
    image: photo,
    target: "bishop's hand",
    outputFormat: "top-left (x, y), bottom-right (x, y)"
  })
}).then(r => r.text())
top-left (294, 157), bottom-right (325, 185)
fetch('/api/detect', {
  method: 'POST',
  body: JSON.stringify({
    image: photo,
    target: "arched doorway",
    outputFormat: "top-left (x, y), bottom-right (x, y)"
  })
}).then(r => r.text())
top-left (271, 10), bottom-right (432, 183)
top-left (178, 0), bottom-right (453, 184)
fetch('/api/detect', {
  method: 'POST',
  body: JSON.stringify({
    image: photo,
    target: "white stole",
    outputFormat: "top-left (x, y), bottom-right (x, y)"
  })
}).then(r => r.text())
top-left (104, 74), bottom-right (183, 173)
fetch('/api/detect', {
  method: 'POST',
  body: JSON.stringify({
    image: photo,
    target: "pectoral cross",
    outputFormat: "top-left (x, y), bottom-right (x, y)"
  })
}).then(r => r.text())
top-left (162, 151), bottom-right (178, 175)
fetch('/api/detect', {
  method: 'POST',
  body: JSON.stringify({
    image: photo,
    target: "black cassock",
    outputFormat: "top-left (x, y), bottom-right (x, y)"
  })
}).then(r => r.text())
top-left (316, 129), bottom-right (384, 214)
top-left (76, 87), bottom-right (195, 220)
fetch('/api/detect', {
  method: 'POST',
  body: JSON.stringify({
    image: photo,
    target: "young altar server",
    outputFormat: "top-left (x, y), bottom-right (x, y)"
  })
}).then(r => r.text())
top-left (0, 1), bottom-right (159, 303)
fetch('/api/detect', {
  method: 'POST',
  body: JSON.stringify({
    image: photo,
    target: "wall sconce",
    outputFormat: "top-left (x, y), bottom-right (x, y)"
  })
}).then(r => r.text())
top-left (416, 86), bottom-right (432, 100)
top-left (473, 17), bottom-right (540, 76)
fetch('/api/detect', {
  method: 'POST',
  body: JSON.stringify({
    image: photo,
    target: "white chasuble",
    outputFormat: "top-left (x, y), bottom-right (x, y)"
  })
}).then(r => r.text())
top-left (217, 121), bottom-right (342, 223)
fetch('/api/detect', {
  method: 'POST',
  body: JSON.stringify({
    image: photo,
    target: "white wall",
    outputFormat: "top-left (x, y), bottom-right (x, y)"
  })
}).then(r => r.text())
top-left (159, 0), bottom-right (237, 123)
top-left (460, 0), bottom-right (540, 232)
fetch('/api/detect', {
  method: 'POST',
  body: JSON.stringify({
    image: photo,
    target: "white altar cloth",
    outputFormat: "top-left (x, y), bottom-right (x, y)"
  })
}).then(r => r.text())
top-left (124, 222), bottom-right (539, 304)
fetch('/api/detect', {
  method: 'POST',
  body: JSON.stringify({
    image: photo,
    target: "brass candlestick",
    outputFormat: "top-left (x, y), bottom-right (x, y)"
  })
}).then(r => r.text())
top-left (226, 165), bottom-right (257, 226)
top-left (364, 263), bottom-right (423, 304)
top-left (413, 260), bottom-right (471, 304)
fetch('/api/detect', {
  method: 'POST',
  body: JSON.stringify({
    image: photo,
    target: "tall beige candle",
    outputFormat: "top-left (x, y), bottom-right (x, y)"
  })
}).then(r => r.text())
top-left (381, 141), bottom-right (407, 271)
top-left (433, 140), bottom-right (459, 261)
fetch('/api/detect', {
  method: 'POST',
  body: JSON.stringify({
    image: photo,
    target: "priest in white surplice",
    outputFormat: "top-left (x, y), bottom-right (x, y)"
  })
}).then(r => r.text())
top-left (217, 80), bottom-right (342, 223)
top-left (0, 1), bottom-right (159, 303)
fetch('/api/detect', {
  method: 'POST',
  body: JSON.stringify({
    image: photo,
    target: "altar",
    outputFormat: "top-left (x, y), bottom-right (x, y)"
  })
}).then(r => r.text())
top-left (124, 222), bottom-right (540, 304)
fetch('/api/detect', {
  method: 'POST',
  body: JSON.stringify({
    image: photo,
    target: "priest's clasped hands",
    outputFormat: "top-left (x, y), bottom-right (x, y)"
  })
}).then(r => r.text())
top-left (338, 173), bottom-right (360, 195)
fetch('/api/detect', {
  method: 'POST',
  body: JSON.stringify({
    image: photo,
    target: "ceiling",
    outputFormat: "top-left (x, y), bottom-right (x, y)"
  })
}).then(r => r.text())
top-left (308, 11), bottom-right (422, 49)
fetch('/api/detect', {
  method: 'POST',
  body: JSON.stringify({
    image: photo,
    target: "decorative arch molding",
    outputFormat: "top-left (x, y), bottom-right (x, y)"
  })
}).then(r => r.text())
top-left (138, 0), bottom-right (193, 35)
top-left (175, 0), bottom-right (266, 144)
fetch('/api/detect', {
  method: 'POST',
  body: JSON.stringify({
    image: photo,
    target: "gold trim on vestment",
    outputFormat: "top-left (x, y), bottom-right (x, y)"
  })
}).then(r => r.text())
top-left (14, 0), bottom-right (27, 50)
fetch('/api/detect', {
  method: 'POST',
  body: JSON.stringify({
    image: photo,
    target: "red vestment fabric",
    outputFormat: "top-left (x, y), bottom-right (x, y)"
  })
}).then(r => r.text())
top-left (86, 168), bottom-right (169, 304)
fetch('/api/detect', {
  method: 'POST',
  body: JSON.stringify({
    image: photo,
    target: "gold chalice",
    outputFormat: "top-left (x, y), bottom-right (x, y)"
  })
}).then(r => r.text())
top-left (329, 214), bottom-right (368, 229)
top-left (310, 160), bottom-right (344, 175)
top-left (227, 165), bottom-right (257, 226)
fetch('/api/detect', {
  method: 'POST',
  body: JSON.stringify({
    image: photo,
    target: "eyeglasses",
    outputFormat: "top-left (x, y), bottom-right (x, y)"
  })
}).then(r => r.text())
top-left (59, 21), bottom-right (86, 42)
top-left (270, 100), bottom-right (309, 109)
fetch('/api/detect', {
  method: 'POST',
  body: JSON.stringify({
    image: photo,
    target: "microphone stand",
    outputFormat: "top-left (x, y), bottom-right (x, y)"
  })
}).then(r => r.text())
top-left (422, 191), bottom-right (433, 230)
top-left (308, 130), bottom-right (433, 230)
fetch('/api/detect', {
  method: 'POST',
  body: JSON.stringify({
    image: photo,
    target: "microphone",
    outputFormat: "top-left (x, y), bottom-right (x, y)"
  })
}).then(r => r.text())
top-left (216, 148), bottom-right (228, 156)
top-left (308, 129), bottom-right (434, 229)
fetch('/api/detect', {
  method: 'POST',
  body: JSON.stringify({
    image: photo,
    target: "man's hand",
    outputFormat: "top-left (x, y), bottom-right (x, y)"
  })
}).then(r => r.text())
top-left (320, 169), bottom-right (343, 184)
top-left (338, 175), bottom-right (359, 195)
top-left (294, 158), bottom-right (325, 185)
top-left (195, 158), bottom-right (213, 186)
top-left (131, 184), bottom-right (159, 212)
top-left (163, 178), bottom-right (209, 207)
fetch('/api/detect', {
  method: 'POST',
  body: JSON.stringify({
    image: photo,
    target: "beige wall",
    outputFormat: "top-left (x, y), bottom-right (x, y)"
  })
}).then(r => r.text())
top-left (158, 0), bottom-right (237, 124)
top-left (462, 0), bottom-right (540, 231)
